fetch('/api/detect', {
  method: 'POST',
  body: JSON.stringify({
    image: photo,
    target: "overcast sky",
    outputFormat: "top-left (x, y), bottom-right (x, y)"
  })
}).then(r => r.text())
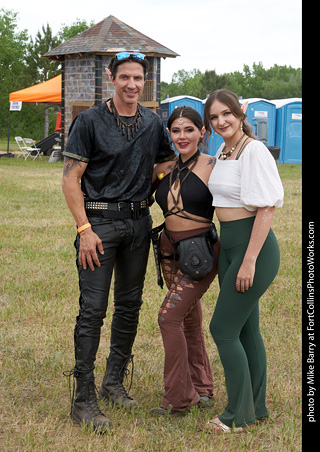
top-left (5, 0), bottom-right (302, 83)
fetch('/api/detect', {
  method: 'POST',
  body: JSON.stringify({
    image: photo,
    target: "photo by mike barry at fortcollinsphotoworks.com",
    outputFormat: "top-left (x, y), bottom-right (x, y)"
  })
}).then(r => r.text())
top-left (304, 221), bottom-right (316, 427)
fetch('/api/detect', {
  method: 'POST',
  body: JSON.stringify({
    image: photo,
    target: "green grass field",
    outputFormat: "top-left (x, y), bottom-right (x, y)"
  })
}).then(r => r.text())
top-left (0, 156), bottom-right (302, 451)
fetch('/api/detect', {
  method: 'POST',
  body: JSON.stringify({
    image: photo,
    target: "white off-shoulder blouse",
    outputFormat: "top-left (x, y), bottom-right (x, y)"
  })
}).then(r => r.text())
top-left (208, 140), bottom-right (284, 212)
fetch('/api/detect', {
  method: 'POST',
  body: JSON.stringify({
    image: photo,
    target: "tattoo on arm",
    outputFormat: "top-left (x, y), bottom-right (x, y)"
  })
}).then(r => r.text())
top-left (63, 157), bottom-right (82, 177)
top-left (207, 157), bottom-right (216, 168)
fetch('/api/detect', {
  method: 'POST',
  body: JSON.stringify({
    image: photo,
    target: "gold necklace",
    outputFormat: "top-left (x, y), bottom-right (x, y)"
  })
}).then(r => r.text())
top-left (219, 133), bottom-right (245, 160)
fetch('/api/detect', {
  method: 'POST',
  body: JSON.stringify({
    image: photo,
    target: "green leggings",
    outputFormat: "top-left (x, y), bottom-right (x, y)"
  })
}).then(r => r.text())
top-left (210, 217), bottom-right (280, 428)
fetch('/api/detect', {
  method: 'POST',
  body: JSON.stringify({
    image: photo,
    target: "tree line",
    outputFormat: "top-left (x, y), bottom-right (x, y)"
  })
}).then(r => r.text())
top-left (161, 64), bottom-right (302, 101)
top-left (0, 8), bottom-right (302, 141)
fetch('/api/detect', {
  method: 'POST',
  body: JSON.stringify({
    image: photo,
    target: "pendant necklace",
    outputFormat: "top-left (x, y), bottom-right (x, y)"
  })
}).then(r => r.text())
top-left (108, 98), bottom-right (142, 141)
top-left (220, 133), bottom-right (245, 160)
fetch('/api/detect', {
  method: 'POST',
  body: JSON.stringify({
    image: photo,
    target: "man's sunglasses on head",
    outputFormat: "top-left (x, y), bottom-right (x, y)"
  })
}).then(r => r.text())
top-left (115, 52), bottom-right (146, 61)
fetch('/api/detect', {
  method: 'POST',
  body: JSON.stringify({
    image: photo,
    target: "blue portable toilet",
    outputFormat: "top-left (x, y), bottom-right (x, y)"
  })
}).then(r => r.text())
top-left (160, 95), bottom-right (203, 128)
top-left (201, 98), bottom-right (223, 156)
top-left (240, 98), bottom-right (277, 147)
top-left (203, 131), bottom-right (223, 156)
top-left (272, 98), bottom-right (302, 164)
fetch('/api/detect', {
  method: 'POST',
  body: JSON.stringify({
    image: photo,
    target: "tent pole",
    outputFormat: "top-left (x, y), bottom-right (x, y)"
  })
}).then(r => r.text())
top-left (7, 108), bottom-right (10, 153)
top-left (1, 107), bottom-right (14, 158)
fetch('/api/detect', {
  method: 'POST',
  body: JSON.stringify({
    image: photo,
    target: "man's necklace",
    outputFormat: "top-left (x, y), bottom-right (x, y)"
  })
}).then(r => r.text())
top-left (108, 98), bottom-right (142, 141)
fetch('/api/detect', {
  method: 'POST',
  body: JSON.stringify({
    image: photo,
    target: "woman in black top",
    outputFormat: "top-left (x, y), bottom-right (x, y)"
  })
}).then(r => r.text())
top-left (151, 106), bottom-right (220, 414)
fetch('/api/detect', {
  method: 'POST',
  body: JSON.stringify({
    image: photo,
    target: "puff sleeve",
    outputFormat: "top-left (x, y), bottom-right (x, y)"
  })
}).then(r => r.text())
top-left (239, 141), bottom-right (284, 211)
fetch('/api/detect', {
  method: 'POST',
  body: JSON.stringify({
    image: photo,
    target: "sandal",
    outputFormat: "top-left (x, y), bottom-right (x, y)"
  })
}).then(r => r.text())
top-left (200, 416), bottom-right (252, 434)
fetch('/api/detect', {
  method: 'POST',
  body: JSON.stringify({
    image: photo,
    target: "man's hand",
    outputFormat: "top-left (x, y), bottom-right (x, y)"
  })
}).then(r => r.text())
top-left (62, 156), bottom-right (104, 271)
top-left (79, 228), bottom-right (104, 271)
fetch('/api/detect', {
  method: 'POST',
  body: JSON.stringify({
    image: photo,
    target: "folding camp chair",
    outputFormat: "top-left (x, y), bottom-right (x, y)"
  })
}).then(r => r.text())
top-left (15, 136), bottom-right (28, 159)
top-left (23, 138), bottom-right (42, 160)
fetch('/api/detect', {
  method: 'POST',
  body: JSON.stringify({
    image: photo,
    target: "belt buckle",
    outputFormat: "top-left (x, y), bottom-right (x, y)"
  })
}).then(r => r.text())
top-left (117, 202), bottom-right (124, 211)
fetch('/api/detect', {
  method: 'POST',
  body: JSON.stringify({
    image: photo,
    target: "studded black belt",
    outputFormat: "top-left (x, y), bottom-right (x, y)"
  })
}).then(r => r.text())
top-left (85, 200), bottom-right (149, 220)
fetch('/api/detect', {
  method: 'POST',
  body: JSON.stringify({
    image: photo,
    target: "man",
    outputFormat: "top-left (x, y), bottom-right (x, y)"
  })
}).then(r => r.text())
top-left (62, 52), bottom-right (175, 432)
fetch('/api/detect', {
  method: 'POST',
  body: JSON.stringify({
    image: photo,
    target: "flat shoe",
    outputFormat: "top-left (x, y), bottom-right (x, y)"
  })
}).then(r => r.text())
top-left (200, 416), bottom-right (252, 434)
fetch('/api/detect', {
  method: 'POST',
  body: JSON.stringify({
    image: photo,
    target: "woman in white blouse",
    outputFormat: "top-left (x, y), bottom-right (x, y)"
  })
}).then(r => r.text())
top-left (202, 89), bottom-right (284, 433)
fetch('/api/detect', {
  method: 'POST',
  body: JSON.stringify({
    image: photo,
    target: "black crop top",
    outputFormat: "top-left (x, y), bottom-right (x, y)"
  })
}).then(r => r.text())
top-left (155, 167), bottom-right (214, 221)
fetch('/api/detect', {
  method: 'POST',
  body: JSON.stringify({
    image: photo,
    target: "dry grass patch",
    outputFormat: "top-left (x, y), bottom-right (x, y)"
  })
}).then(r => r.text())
top-left (0, 158), bottom-right (301, 451)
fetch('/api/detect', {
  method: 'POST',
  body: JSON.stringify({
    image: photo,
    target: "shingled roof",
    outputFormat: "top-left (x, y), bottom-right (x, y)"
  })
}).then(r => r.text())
top-left (44, 15), bottom-right (179, 60)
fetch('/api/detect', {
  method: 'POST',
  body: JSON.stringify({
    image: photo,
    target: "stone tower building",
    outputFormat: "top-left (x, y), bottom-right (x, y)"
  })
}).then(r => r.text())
top-left (44, 15), bottom-right (179, 148)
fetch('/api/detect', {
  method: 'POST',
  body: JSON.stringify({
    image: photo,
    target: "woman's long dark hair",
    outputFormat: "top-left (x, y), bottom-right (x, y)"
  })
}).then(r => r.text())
top-left (167, 106), bottom-right (208, 151)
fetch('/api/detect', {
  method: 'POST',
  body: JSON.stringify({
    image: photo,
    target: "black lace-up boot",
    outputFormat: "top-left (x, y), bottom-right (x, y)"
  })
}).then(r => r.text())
top-left (99, 355), bottom-right (138, 408)
top-left (68, 371), bottom-right (112, 432)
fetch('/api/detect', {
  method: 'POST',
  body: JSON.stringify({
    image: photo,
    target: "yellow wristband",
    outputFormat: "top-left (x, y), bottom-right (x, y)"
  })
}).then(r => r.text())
top-left (77, 223), bottom-right (91, 233)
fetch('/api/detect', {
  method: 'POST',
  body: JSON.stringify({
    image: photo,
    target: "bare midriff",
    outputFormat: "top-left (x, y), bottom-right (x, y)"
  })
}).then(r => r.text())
top-left (215, 207), bottom-right (256, 222)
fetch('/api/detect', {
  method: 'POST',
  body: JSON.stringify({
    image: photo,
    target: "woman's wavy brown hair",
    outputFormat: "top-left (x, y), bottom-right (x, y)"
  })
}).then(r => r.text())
top-left (203, 89), bottom-right (255, 139)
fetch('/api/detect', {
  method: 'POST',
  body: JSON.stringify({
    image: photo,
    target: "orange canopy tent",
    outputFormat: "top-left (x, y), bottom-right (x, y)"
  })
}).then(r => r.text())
top-left (3, 75), bottom-right (62, 157)
top-left (9, 74), bottom-right (62, 104)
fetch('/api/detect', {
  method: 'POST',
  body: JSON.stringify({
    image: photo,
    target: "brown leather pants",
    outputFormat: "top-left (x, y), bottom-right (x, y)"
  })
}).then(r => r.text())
top-left (158, 226), bottom-right (220, 411)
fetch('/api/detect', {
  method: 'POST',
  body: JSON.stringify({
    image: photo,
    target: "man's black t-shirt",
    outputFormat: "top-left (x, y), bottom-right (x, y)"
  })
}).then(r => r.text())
top-left (64, 102), bottom-right (175, 202)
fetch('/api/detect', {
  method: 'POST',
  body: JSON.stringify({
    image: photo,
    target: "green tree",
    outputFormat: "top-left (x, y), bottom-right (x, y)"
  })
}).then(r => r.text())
top-left (26, 24), bottom-right (60, 83)
top-left (161, 63), bottom-right (302, 101)
top-left (0, 14), bottom-right (97, 140)
top-left (22, 19), bottom-right (95, 139)
top-left (0, 9), bottom-right (28, 88)
top-left (57, 18), bottom-right (95, 42)
top-left (161, 69), bottom-right (204, 100)
top-left (231, 62), bottom-right (302, 99)
top-left (25, 24), bottom-right (61, 137)
top-left (198, 70), bottom-right (230, 98)
top-left (0, 9), bottom-right (29, 137)
top-left (224, 70), bottom-right (246, 98)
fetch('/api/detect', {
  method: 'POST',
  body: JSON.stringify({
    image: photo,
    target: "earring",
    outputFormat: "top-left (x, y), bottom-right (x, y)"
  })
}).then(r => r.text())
top-left (240, 121), bottom-right (243, 131)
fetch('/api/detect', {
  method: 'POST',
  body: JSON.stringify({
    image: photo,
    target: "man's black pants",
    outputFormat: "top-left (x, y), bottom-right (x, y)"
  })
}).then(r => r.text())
top-left (73, 214), bottom-right (152, 374)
